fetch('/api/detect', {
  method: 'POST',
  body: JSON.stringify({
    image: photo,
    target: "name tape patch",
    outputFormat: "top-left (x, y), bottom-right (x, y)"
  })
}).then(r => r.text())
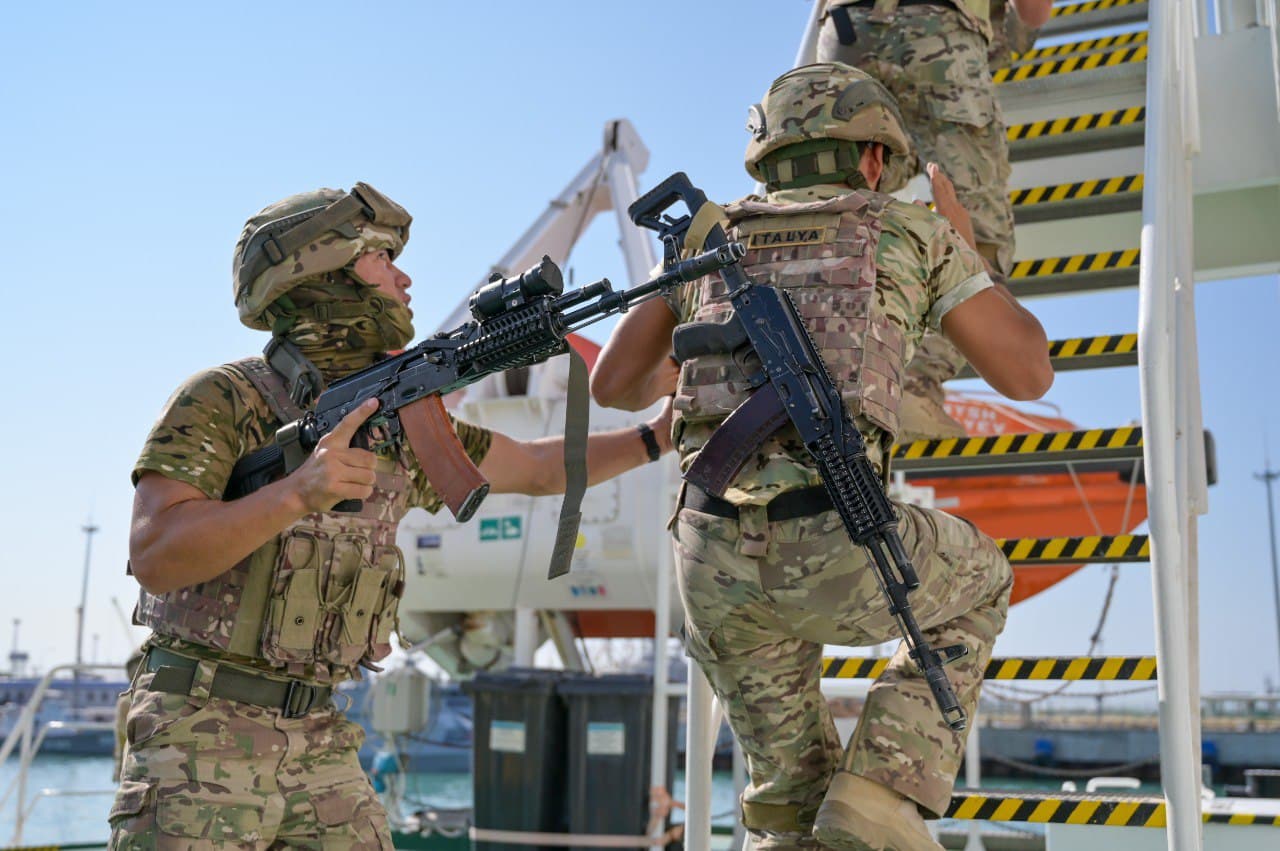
top-left (747, 227), bottom-right (829, 249)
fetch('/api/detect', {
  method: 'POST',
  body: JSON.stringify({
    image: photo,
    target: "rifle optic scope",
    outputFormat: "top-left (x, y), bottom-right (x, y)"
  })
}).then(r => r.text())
top-left (470, 255), bottom-right (565, 321)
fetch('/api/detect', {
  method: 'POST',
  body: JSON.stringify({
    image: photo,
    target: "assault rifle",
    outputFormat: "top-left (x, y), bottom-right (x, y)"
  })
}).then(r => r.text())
top-left (629, 172), bottom-right (969, 730)
top-left (224, 244), bottom-right (745, 525)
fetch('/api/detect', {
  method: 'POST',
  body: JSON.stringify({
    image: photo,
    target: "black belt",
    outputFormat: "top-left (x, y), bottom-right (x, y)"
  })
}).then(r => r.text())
top-left (682, 484), bottom-right (834, 523)
top-left (145, 647), bottom-right (332, 719)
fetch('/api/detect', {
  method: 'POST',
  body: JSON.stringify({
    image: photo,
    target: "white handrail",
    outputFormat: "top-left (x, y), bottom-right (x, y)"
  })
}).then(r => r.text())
top-left (0, 663), bottom-right (125, 846)
top-left (1138, 3), bottom-right (1204, 851)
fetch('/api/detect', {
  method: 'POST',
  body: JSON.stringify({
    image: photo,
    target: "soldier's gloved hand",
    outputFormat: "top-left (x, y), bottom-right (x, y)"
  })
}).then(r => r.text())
top-left (289, 399), bottom-right (380, 513)
top-left (647, 396), bottom-right (676, 456)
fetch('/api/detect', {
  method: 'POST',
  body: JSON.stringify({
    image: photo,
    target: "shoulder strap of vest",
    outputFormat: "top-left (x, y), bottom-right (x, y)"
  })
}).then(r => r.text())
top-left (263, 336), bottom-right (326, 412)
top-left (228, 354), bottom-right (308, 425)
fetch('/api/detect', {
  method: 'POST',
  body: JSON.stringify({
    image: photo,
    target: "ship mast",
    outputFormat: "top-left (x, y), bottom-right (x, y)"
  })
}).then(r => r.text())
top-left (73, 519), bottom-right (98, 711)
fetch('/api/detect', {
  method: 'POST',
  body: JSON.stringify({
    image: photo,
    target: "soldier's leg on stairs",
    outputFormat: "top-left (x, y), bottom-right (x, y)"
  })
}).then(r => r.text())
top-left (899, 334), bottom-right (969, 443)
top-left (675, 507), bottom-right (843, 851)
top-left (831, 503), bottom-right (1013, 819)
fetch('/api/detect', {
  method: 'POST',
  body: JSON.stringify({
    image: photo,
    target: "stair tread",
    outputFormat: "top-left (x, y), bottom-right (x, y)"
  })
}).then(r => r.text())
top-left (996, 43), bottom-right (1147, 85)
top-left (1012, 174), bottom-right (1143, 224)
top-left (997, 534), bottom-right (1149, 564)
top-left (892, 426), bottom-right (1143, 473)
top-left (820, 655), bottom-right (1157, 681)
top-left (1042, 0), bottom-right (1150, 39)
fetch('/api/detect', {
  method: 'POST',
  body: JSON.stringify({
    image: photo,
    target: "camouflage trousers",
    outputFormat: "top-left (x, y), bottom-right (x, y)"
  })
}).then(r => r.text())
top-left (674, 496), bottom-right (1012, 851)
top-left (818, 4), bottom-right (1016, 275)
top-left (898, 333), bottom-right (969, 443)
top-left (109, 664), bottom-right (390, 850)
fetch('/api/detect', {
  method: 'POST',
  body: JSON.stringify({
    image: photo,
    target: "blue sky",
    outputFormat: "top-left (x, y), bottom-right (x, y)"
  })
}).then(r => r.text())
top-left (1, 2), bottom-right (1277, 698)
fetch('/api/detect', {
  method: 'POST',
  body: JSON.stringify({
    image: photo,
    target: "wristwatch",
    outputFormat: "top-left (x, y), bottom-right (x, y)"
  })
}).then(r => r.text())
top-left (635, 422), bottom-right (662, 463)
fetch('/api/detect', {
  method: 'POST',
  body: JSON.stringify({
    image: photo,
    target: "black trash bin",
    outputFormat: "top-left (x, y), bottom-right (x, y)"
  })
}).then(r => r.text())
top-left (465, 668), bottom-right (571, 851)
top-left (558, 674), bottom-right (681, 848)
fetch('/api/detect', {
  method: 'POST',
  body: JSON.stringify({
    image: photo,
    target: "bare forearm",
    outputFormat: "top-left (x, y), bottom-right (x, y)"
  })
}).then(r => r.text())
top-left (600, 369), bottom-right (674, 412)
top-left (504, 425), bottom-right (659, 496)
top-left (130, 479), bottom-right (307, 594)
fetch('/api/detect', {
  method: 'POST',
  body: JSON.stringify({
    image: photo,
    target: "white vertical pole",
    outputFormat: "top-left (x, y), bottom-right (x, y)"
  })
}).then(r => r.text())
top-left (732, 738), bottom-right (748, 851)
top-left (1138, 3), bottom-right (1203, 849)
top-left (513, 608), bottom-right (538, 667)
top-left (649, 462), bottom-right (676, 839)
top-left (793, 0), bottom-right (829, 67)
top-left (685, 665), bottom-right (717, 851)
top-left (964, 718), bottom-right (986, 851)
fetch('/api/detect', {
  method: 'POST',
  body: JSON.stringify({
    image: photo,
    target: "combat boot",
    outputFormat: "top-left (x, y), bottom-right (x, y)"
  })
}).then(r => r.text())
top-left (812, 773), bottom-right (942, 851)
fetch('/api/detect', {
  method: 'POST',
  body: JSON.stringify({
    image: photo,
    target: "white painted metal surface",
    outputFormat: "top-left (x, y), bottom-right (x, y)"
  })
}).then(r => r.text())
top-left (1138, 3), bottom-right (1205, 849)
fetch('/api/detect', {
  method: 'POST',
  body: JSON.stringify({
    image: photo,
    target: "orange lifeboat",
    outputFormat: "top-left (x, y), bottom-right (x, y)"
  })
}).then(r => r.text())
top-left (913, 394), bottom-right (1148, 605)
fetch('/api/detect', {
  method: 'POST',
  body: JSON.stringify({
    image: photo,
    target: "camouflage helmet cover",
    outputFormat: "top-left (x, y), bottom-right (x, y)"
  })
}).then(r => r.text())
top-left (744, 62), bottom-right (912, 182)
top-left (233, 182), bottom-right (413, 330)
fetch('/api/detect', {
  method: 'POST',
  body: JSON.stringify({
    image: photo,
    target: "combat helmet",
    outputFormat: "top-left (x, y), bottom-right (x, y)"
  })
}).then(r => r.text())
top-left (745, 63), bottom-right (911, 191)
top-left (233, 182), bottom-right (413, 331)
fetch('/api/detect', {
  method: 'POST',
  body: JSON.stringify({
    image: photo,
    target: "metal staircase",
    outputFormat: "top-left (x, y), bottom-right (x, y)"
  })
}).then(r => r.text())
top-left (680, 3), bottom-right (1280, 851)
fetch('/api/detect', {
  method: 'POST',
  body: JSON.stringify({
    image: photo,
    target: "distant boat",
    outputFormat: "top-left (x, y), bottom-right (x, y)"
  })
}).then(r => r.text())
top-left (0, 674), bottom-right (129, 756)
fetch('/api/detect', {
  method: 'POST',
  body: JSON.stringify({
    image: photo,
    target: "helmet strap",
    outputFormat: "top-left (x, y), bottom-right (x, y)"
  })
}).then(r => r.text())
top-left (761, 139), bottom-right (867, 191)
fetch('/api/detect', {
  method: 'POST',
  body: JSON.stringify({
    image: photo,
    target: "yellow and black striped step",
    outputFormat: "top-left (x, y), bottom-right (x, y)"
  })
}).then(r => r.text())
top-left (1011, 174), bottom-right (1144, 224)
top-left (1006, 248), bottom-right (1141, 298)
top-left (892, 426), bottom-right (1143, 473)
top-left (1008, 107), bottom-right (1146, 161)
top-left (999, 534), bottom-right (1149, 564)
top-left (995, 42), bottom-right (1147, 85)
top-left (1043, 0), bottom-right (1149, 39)
top-left (946, 789), bottom-right (1280, 828)
top-left (820, 655), bottom-right (1156, 681)
top-left (956, 333), bottom-right (1138, 377)
top-left (1010, 30), bottom-right (1147, 66)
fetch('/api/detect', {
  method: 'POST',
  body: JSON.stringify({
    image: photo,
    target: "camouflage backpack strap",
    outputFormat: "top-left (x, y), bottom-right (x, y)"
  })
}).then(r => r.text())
top-left (228, 353), bottom-right (307, 425)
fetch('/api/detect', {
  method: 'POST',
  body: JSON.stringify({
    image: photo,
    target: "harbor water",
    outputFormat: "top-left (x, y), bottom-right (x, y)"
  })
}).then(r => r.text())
top-left (0, 756), bottom-right (748, 847)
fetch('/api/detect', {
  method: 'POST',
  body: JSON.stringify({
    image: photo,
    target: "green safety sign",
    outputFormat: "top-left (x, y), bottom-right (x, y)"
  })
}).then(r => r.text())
top-left (480, 516), bottom-right (523, 541)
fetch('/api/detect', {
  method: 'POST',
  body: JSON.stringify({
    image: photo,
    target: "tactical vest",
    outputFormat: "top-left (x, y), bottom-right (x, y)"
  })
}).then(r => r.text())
top-left (830, 0), bottom-right (992, 40)
top-left (133, 357), bottom-right (410, 683)
top-left (674, 191), bottom-right (904, 444)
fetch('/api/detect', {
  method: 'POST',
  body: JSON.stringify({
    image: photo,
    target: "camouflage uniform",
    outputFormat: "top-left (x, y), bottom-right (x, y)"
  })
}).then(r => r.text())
top-left (818, 0), bottom-right (1013, 275)
top-left (988, 0), bottom-right (1040, 69)
top-left (670, 179), bottom-right (1008, 844)
top-left (819, 1), bottom-right (1039, 443)
top-left (110, 185), bottom-right (493, 849)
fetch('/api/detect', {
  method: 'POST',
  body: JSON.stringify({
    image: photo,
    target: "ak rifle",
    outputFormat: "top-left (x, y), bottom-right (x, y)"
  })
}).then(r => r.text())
top-left (224, 244), bottom-right (744, 521)
top-left (630, 172), bottom-right (969, 730)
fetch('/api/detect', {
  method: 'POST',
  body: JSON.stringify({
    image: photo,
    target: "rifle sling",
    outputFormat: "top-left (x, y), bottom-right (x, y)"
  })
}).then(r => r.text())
top-left (684, 385), bottom-right (790, 498)
top-left (547, 347), bottom-right (590, 579)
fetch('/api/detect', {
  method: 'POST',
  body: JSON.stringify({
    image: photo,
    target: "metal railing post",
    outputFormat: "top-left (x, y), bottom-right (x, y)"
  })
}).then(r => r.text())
top-left (684, 665), bottom-right (718, 851)
top-left (793, 0), bottom-right (829, 67)
top-left (649, 459), bottom-right (676, 842)
top-left (1138, 2), bottom-right (1204, 849)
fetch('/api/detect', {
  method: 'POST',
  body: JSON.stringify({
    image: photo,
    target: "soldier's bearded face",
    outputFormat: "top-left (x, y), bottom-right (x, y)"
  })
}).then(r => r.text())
top-left (354, 249), bottom-right (413, 317)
